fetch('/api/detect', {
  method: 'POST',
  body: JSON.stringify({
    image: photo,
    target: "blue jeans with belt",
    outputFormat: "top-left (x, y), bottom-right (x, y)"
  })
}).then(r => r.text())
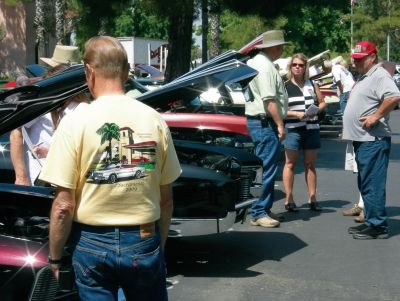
top-left (247, 118), bottom-right (281, 219)
top-left (353, 137), bottom-right (391, 230)
top-left (70, 223), bottom-right (167, 301)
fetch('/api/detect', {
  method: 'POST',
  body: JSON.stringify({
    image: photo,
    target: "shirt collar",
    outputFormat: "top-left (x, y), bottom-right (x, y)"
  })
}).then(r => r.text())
top-left (259, 51), bottom-right (273, 63)
top-left (360, 63), bottom-right (379, 80)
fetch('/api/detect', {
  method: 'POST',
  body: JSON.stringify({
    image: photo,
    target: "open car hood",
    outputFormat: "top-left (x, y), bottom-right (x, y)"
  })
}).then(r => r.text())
top-left (0, 65), bottom-right (87, 135)
top-left (0, 57), bottom-right (257, 135)
top-left (137, 58), bottom-right (257, 111)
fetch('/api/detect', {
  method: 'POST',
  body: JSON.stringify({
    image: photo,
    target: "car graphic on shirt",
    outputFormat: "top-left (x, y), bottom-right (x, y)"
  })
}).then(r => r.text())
top-left (89, 163), bottom-right (145, 183)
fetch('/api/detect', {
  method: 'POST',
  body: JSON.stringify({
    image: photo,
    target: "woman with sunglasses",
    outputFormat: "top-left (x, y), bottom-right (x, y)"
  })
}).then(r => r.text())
top-left (282, 53), bottom-right (326, 212)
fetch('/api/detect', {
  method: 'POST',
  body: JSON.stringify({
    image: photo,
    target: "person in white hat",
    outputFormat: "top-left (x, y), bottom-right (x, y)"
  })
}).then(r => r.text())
top-left (10, 45), bottom-right (82, 186)
top-left (40, 45), bottom-right (80, 67)
top-left (331, 56), bottom-right (355, 114)
top-left (245, 30), bottom-right (289, 228)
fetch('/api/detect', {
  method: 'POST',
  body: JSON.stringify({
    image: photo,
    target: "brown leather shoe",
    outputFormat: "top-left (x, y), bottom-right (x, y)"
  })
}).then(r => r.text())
top-left (354, 210), bottom-right (365, 223)
top-left (343, 204), bottom-right (362, 216)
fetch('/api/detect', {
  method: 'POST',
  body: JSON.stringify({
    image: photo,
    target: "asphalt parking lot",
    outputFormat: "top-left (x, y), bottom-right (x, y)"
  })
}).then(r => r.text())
top-left (165, 111), bottom-right (400, 301)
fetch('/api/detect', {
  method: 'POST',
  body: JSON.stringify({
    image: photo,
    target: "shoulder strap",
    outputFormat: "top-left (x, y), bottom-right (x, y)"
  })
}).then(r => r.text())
top-left (21, 126), bottom-right (43, 167)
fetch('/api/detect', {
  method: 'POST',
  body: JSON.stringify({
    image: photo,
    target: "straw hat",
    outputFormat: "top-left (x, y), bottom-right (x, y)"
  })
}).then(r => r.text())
top-left (255, 30), bottom-right (289, 49)
top-left (40, 45), bottom-right (80, 67)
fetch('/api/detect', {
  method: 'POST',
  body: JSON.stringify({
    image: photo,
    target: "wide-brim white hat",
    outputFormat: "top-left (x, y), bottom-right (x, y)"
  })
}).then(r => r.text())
top-left (255, 30), bottom-right (290, 49)
top-left (40, 45), bottom-right (80, 67)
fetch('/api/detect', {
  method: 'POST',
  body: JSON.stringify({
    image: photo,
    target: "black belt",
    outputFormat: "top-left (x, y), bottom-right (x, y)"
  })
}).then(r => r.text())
top-left (74, 222), bottom-right (156, 233)
top-left (246, 115), bottom-right (273, 122)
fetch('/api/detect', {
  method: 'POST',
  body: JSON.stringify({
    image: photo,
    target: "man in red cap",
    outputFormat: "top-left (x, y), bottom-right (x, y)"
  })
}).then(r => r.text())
top-left (342, 41), bottom-right (400, 239)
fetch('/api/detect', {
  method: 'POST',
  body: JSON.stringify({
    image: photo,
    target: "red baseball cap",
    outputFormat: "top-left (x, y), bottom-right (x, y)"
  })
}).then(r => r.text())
top-left (351, 41), bottom-right (377, 59)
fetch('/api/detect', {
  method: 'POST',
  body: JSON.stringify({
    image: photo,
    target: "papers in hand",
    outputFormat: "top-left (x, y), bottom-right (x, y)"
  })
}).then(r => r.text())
top-left (305, 104), bottom-right (319, 117)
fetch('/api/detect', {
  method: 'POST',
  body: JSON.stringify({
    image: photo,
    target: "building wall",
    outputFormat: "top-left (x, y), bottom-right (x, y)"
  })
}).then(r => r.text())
top-left (0, 1), bottom-right (46, 77)
top-left (0, 1), bottom-right (26, 75)
top-left (25, 1), bottom-right (36, 66)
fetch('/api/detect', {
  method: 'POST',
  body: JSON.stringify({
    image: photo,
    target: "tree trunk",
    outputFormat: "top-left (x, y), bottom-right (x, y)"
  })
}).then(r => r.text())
top-left (34, 0), bottom-right (45, 58)
top-left (209, 0), bottom-right (220, 58)
top-left (55, 0), bottom-right (65, 44)
top-left (201, 0), bottom-right (208, 63)
top-left (164, 0), bottom-right (194, 82)
top-left (98, 18), bottom-right (108, 35)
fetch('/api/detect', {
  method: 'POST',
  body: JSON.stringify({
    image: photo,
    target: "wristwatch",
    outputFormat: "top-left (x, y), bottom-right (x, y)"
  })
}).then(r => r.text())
top-left (48, 256), bottom-right (63, 265)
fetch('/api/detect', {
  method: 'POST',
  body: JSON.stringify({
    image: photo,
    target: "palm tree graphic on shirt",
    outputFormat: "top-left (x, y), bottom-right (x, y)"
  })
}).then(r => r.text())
top-left (96, 123), bottom-right (120, 162)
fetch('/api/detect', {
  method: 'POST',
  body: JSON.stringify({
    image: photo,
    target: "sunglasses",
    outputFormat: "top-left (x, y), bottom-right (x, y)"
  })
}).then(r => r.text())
top-left (292, 63), bottom-right (305, 68)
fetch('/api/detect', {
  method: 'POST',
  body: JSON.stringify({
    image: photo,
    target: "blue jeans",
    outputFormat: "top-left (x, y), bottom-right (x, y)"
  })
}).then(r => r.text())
top-left (353, 137), bottom-right (391, 230)
top-left (339, 91), bottom-right (350, 113)
top-left (247, 118), bottom-right (281, 219)
top-left (70, 223), bottom-right (167, 301)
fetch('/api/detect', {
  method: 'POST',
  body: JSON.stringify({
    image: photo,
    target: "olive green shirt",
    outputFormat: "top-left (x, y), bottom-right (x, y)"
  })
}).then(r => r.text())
top-left (245, 52), bottom-right (288, 118)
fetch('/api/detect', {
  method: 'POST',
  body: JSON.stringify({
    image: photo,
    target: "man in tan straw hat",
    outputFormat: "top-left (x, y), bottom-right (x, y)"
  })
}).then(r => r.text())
top-left (245, 30), bottom-right (289, 228)
top-left (40, 45), bottom-right (80, 67)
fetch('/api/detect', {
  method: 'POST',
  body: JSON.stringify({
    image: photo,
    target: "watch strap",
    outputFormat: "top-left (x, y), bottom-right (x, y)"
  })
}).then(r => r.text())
top-left (48, 257), bottom-right (63, 264)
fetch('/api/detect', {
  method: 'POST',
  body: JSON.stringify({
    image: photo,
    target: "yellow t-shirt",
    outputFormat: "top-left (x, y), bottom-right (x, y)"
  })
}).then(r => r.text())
top-left (40, 95), bottom-right (181, 226)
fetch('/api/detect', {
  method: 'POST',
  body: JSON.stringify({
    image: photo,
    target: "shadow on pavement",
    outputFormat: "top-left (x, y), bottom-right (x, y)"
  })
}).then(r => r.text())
top-left (389, 218), bottom-right (400, 238)
top-left (316, 138), bottom-right (347, 171)
top-left (318, 199), bottom-right (352, 209)
top-left (387, 206), bottom-right (400, 218)
top-left (281, 208), bottom-right (333, 222)
top-left (389, 142), bottom-right (400, 161)
top-left (165, 231), bottom-right (307, 278)
top-left (278, 200), bottom-right (350, 222)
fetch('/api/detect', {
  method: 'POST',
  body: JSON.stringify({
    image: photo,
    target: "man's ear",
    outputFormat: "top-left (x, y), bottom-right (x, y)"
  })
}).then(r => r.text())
top-left (85, 64), bottom-right (93, 81)
top-left (85, 64), bottom-right (96, 96)
top-left (123, 68), bottom-right (129, 83)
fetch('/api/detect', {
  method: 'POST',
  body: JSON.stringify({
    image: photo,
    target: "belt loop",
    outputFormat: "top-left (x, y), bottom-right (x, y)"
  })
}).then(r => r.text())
top-left (115, 227), bottom-right (119, 241)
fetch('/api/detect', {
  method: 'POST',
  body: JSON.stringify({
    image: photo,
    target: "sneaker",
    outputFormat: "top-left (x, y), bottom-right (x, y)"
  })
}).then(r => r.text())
top-left (250, 216), bottom-right (280, 228)
top-left (348, 223), bottom-right (368, 234)
top-left (352, 226), bottom-right (389, 240)
top-left (354, 210), bottom-right (365, 223)
top-left (343, 204), bottom-right (362, 216)
top-left (268, 211), bottom-right (285, 222)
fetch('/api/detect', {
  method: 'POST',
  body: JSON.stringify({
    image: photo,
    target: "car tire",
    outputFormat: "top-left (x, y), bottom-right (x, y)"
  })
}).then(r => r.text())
top-left (109, 174), bottom-right (117, 184)
top-left (135, 170), bottom-right (142, 179)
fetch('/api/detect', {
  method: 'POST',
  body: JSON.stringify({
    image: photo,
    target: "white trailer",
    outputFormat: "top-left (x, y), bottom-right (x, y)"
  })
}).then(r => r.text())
top-left (117, 37), bottom-right (168, 71)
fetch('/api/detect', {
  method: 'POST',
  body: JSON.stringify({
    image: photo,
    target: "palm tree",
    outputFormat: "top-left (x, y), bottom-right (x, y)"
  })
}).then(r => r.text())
top-left (201, 0), bottom-right (208, 63)
top-left (96, 123), bottom-right (121, 162)
top-left (209, 0), bottom-right (221, 58)
top-left (55, 0), bottom-right (65, 44)
top-left (98, 18), bottom-right (108, 35)
top-left (34, 0), bottom-right (45, 62)
top-left (0, 23), bottom-right (5, 42)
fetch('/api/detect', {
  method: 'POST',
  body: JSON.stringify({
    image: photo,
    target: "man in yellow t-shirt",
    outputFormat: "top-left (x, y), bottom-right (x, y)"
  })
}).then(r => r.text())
top-left (40, 36), bottom-right (181, 300)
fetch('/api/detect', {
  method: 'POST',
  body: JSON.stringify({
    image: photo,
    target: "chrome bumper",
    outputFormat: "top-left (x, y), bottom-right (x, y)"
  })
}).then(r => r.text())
top-left (169, 211), bottom-right (236, 238)
top-left (235, 197), bottom-right (257, 210)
